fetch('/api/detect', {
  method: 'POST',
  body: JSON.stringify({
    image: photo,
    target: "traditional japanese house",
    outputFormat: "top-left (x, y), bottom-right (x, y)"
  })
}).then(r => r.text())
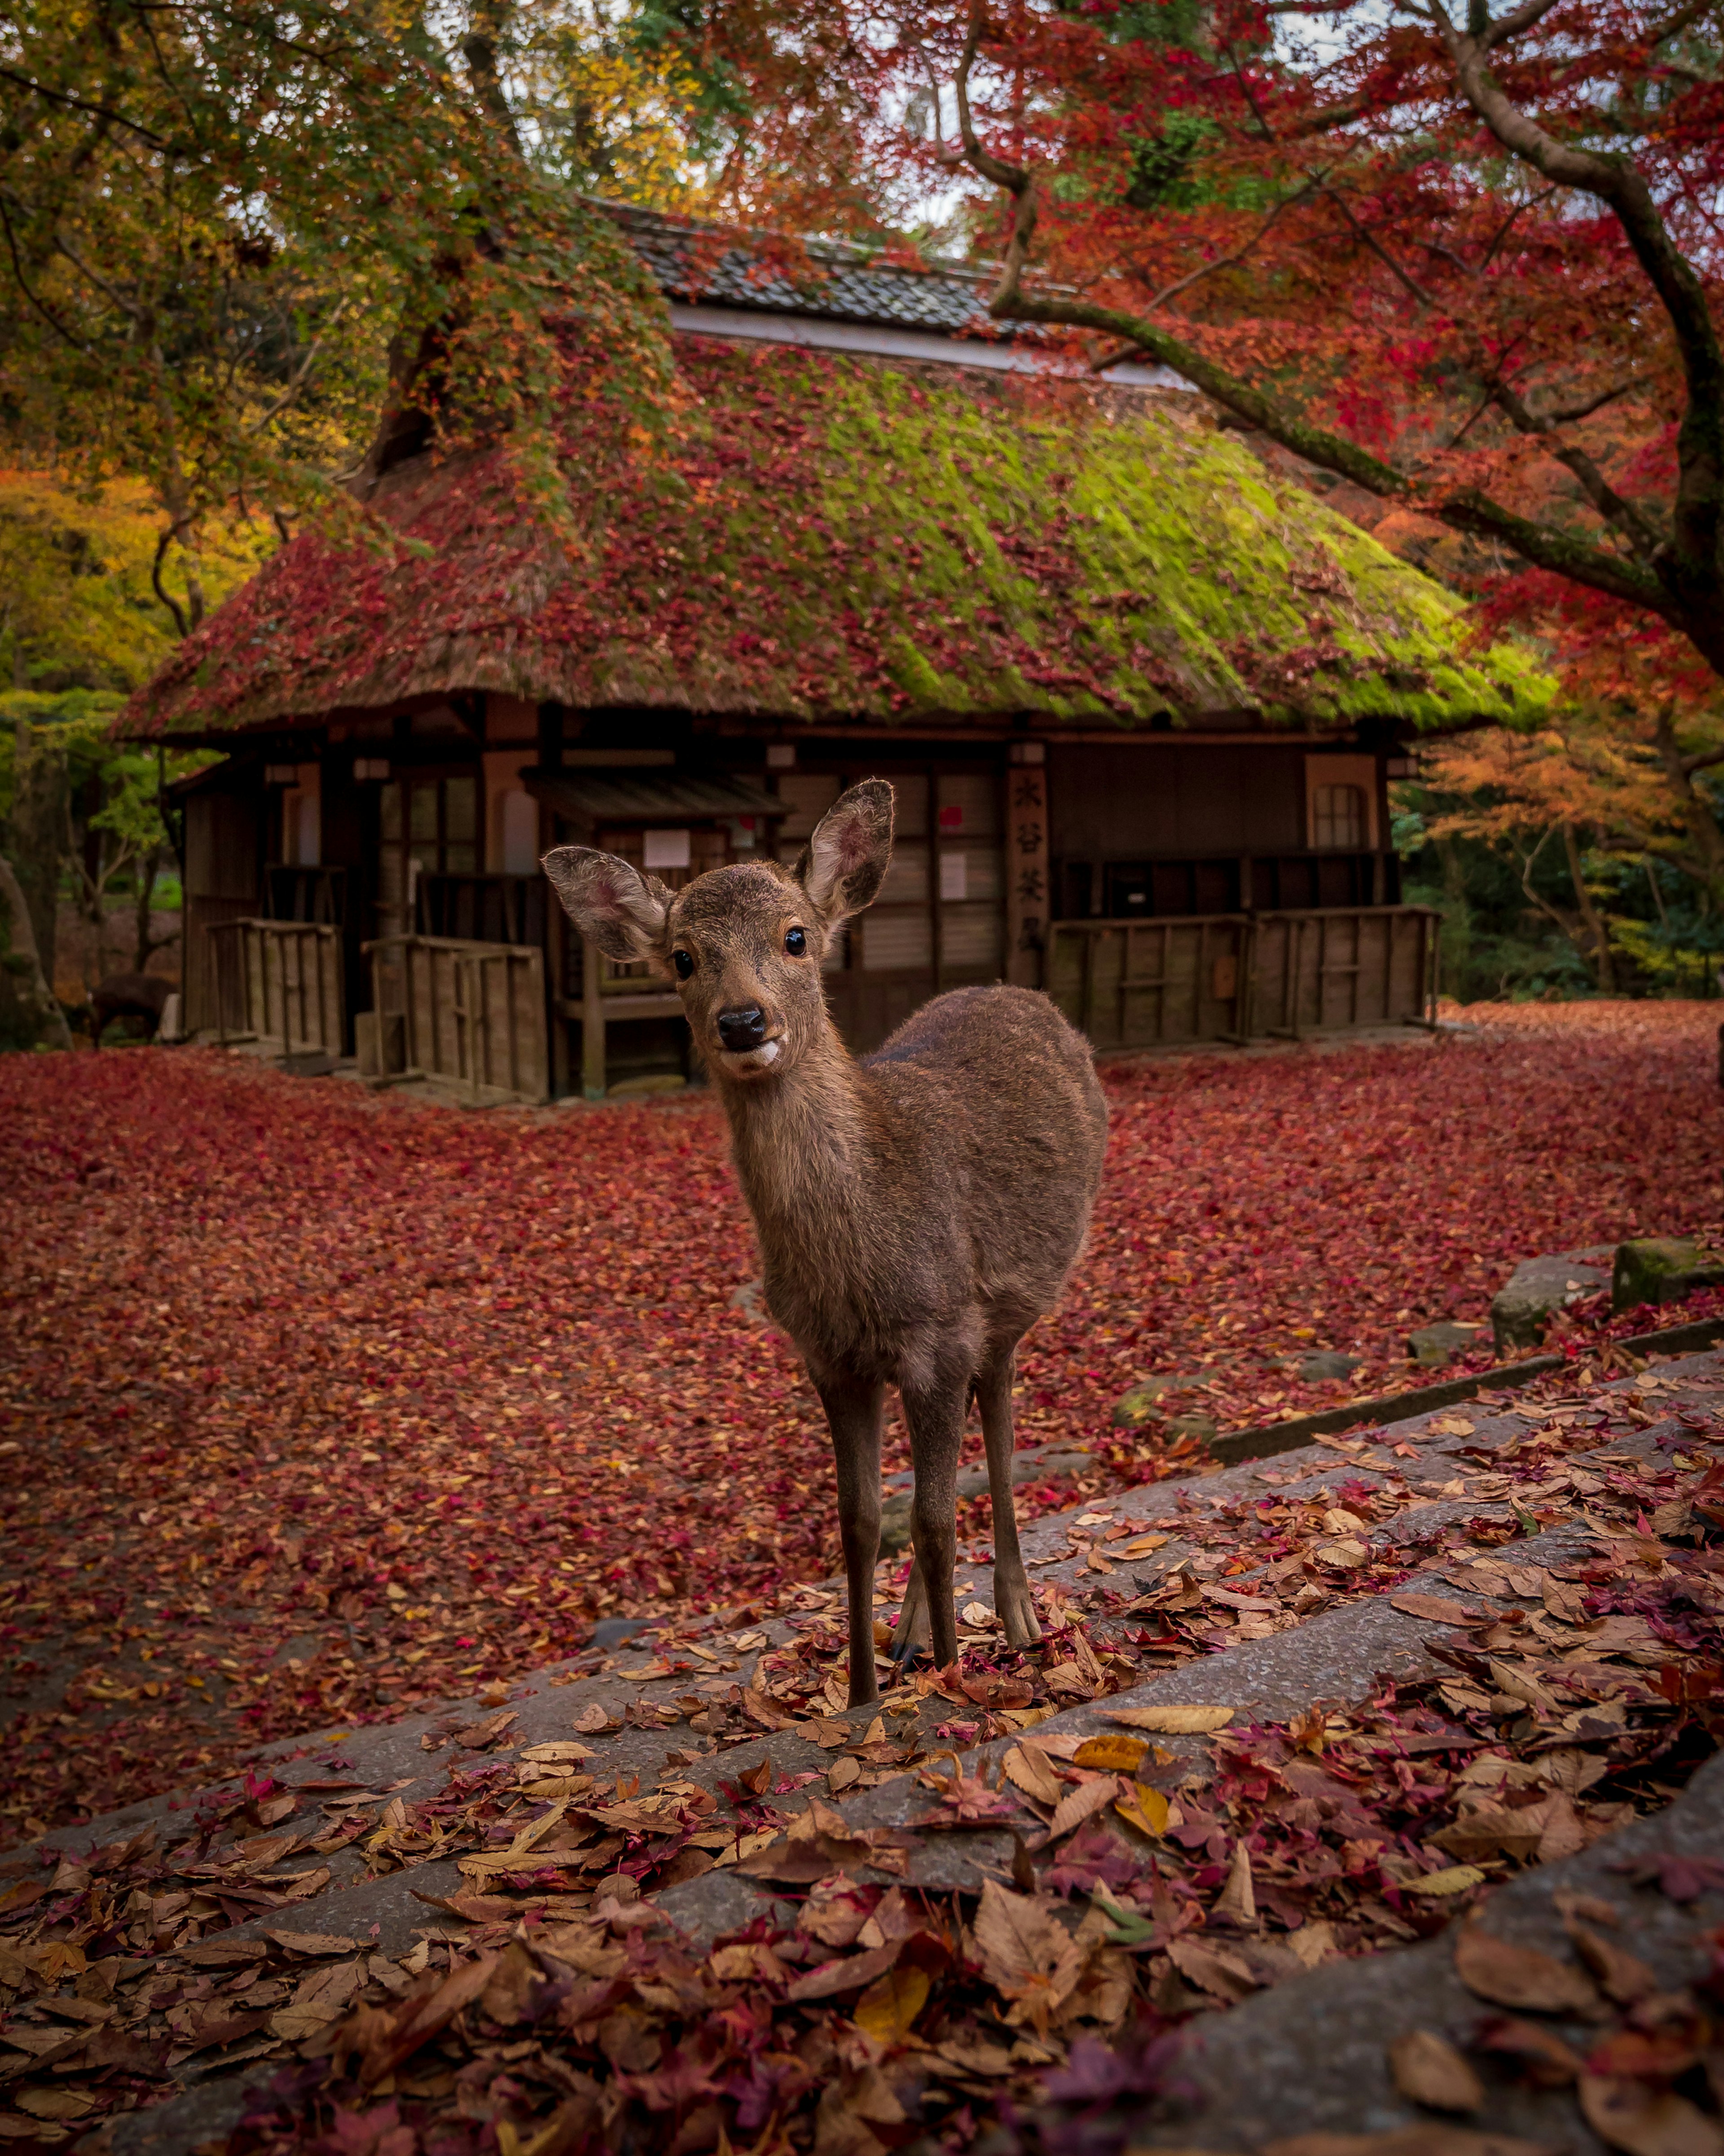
top-left (123, 209), bottom-right (1544, 1103)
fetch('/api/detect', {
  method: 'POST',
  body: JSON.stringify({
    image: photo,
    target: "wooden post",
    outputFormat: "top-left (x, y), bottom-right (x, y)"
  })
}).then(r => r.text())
top-left (1005, 761), bottom-right (1049, 989)
top-left (581, 933), bottom-right (607, 1100)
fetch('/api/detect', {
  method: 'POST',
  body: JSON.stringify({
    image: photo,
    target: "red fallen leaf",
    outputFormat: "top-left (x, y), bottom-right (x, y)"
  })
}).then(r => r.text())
top-left (1, 1011), bottom-right (1719, 1835)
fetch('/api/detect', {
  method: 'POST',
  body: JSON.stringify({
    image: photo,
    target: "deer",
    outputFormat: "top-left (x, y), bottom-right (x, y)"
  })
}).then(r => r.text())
top-left (543, 779), bottom-right (1107, 1705)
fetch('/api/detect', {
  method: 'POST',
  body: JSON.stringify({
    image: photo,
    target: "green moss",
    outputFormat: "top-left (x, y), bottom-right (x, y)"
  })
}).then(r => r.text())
top-left (130, 335), bottom-right (1553, 734)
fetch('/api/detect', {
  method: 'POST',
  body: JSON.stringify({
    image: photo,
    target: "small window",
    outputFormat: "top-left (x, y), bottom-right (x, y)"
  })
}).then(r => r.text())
top-left (1311, 783), bottom-right (1366, 851)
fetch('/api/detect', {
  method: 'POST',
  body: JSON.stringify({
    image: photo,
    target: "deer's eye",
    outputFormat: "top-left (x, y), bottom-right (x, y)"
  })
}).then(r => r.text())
top-left (673, 950), bottom-right (695, 980)
top-left (784, 926), bottom-right (807, 957)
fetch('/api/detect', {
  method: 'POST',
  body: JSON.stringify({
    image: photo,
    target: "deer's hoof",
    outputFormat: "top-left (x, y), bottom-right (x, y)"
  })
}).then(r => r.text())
top-left (996, 1577), bottom-right (1043, 1649)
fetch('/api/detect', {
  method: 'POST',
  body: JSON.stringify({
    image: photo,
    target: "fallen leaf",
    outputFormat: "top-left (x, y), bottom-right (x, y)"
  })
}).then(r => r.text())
top-left (1566, 1923), bottom-right (1656, 2006)
top-left (1166, 1936), bottom-right (1257, 2003)
top-left (1003, 1744), bottom-right (1063, 1807)
top-left (854, 1965), bottom-right (929, 2047)
top-left (1046, 1774), bottom-right (1120, 1841)
top-left (572, 1703), bottom-right (611, 1734)
top-left (1579, 2077), bottom-right (1724, 2156)
top-left (1405, 1866), bottom-right (1487, 1898)
top-left (1115, 1781), bottom-right (1170, 1838)
top-left (972, 1878), bottom-right (1084, 2026)
top-left (1073, 1734), bottom-right (1149, 1773)
top-left (1213, 1841), bottom-right (1256, 1924)
top-left (1106, 1704), bottom-right (1234, 1734)
top-left (1453, 1925), bottom-right (1600, 2015)
top-left (1388, 2030), bottom-right (1484, 2115)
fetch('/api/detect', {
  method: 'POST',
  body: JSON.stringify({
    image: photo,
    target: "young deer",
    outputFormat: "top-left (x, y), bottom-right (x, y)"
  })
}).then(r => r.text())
top-left (544, 780), bottom-right (1107, 1704)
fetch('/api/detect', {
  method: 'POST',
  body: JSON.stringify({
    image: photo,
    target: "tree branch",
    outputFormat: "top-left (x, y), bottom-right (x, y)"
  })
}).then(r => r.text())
top-left (1478, 0), bottom-right (1566, 52)
top-left (150, 526), bottom-right (189, 639)
top-left (983, 281), bottom-right (1678, 618)
top-left (1431, 0), bottom-right (1724, 595)
top-left (1485, 370), bottom-right (1665, 556)
top-left (0, 64), bottom-right (169, 146)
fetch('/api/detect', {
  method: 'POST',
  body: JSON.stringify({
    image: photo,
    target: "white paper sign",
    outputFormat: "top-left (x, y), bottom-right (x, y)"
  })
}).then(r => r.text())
top-left (939, 851), bottom-right (968, 902)
top-left (643, 829), bottom-right (692, 870)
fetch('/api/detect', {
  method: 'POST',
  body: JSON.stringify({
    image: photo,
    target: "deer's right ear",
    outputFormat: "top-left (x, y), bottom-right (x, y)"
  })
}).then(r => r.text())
top-left (798, 779), bottom-right (894, 925)
top-left (542, 847), bottom-right (672, 964)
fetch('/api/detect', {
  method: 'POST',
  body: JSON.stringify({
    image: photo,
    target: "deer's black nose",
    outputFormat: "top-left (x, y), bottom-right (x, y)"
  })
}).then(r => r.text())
top-left (717, 1005), bottom-right (768, 1051)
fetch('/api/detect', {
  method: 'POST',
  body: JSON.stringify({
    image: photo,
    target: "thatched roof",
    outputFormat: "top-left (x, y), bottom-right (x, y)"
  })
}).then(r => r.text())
top-left (123, 336), bottom-right (1547, 741)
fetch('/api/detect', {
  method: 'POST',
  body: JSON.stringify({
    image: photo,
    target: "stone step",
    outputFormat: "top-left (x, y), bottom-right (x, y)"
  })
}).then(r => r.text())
top-left (1127, 1748), bottom-right (1724, 2152)
top-left (76, 1348), bottom-right (1720, 2152)
top-left (36, 1339), bottom-right (1711, 1876)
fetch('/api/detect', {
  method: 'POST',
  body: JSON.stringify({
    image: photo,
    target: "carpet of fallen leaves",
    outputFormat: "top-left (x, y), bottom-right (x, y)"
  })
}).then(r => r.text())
top-left (0, 1000), bottom-right (1720, 1844)
top-left (0, 1357), bottom-right (1717, 2151)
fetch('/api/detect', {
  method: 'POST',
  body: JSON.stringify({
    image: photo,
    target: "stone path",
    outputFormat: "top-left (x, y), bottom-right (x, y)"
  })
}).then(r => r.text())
top-left (9, 1343), bottom-right (1711, 2152)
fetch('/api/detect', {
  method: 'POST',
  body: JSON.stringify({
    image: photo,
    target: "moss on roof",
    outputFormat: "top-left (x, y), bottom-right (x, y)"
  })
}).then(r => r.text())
top-left (123, 338), bottom-right (1548, 738)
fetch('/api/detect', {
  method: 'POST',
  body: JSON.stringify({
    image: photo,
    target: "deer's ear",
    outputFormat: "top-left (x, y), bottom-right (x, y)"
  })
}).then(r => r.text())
top-left (542, 847), bottom-right (672, 964)
top-left (798, 779), bottom-right (894, 924)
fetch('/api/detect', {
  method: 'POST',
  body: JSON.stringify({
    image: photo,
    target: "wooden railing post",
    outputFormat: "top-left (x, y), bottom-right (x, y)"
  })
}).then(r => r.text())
top-left (581, 932), bottom-right (607, 1100)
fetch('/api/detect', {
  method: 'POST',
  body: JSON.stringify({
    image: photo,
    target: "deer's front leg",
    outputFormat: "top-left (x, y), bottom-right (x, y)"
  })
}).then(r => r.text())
top-left (899, 1367), bottom-right (966, 1672)
top-left (816, 1370), bottom-right (885, 1708)
top-left (978, 1349), bottom-right (1041, 1649)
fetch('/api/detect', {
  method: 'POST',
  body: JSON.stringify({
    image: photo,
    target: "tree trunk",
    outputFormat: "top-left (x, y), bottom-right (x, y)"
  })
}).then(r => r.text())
top-left (0, 853), bottom-right (73, 1051)
top-left (8, 719), bottom-right (68, 996)
top-left (133, 845), bottom-right (161, 970)
top-left (1435, 834), bottom-right (1472, 1000)
top-left (1561, 823), bottom-right (1617, 993)
top-left (1653, 708), bottom-right (1724, 906)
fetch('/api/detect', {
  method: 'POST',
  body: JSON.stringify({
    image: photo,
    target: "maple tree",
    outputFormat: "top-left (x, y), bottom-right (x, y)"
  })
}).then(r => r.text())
top-left (0, 0), bottom-right (685, 604)
top-left (884, 0), bottom-right (1724, 686)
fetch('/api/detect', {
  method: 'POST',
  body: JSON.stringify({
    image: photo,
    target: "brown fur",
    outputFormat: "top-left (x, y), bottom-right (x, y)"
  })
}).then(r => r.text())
top-left (544, 780), bottom-right (1107, 1703)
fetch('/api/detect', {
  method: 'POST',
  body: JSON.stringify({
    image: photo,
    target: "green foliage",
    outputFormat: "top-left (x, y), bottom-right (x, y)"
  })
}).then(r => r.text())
top-left (0, 0), bottom-right (677, 591)
top-left (1397, 781), bottom-right (1723, 1005)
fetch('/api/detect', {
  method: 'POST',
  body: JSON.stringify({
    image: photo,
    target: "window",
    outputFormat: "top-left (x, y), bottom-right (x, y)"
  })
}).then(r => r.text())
top-left (1311, 783), bottom-right (1366, 851)
top-left (378, 772), bottom-right (479, 916)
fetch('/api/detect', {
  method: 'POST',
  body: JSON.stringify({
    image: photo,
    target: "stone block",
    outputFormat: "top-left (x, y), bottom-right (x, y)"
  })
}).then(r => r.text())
top-left (1612, 1235), bottom-right (1724, 1314)
top-left (1112, 1375), bottom-right (1209, 1428)
top-left (1406, 1320), bottom-right (1488, 1367)
top-left (1489, 1248), bottom-right (1611, 1351)
top-left (1296, 1350), bottom-right (1362, 1383)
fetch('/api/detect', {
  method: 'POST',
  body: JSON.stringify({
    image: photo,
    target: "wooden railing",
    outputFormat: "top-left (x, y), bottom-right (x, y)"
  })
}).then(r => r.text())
top-left (364, 935), bottom-right (549, 1106)
top-left (207, 919), bottom-right (345, 1057)
top-left (1046, 905), bottom-right (1438, 1051)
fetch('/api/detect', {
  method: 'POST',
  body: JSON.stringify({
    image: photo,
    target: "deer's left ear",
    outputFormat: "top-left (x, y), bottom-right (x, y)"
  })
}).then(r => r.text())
top-left (798, 779), bottom-right (894, 926)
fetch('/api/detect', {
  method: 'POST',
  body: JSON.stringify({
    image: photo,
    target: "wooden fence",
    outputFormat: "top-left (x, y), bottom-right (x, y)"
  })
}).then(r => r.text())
top-left (207, 920), bottom-right (345, 1057)
top-left (365, 935), bottom-right (549, 1106)
top-left (1046, 905), bottom-right (1438, 1051)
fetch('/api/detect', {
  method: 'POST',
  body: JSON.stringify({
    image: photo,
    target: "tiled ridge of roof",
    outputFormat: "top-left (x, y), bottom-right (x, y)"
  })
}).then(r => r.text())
top-left (605, 201), bottom-right (1021, 340)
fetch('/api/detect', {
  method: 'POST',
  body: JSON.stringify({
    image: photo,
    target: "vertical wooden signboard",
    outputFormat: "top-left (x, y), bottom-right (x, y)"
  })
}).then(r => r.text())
top-left (1005, 753), bottom-right (1049, 989)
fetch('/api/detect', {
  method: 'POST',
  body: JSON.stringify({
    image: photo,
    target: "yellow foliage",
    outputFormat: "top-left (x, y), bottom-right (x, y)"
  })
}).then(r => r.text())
top-left (0, 470), bottom-right (269, 693)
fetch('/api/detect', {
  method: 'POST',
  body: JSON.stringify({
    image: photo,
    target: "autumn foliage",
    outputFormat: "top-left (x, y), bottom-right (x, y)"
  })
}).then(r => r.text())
top-left (0, 1003), bottom-right (1719, 1842)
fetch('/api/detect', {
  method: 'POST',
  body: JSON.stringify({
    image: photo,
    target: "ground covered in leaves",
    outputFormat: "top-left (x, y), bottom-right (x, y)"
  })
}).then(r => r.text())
top-left (0, 1351), bottom-right (1719, 2149)
top-left (0, 1000), bottom-right (1719, 1841)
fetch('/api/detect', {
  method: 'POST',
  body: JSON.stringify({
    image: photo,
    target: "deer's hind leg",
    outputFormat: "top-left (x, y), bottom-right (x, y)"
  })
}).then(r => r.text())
top-left (978, 1345), bottom-right (1041, 1648)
